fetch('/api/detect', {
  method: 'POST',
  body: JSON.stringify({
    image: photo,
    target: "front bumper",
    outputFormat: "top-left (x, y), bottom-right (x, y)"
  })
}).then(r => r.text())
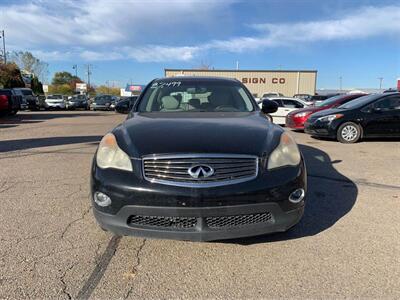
top-left (304, 121), bottom-right (336, 137)
top-left (91, 159), bottom-right (306, 241)
top-left (286, 116), bottom-right (305, 129)
top-left (91, 105), bottom-right (111, 110)
top-left (94, 203), bottom-right (304, 241)
top-left (46, 102), bottom-right (66, 109)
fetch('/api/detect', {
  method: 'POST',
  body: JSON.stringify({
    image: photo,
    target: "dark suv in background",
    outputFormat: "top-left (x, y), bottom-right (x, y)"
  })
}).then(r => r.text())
top-left (0, 89), bottom-right (21, 116)
top-left (13, 88), bottom-right (38, 110)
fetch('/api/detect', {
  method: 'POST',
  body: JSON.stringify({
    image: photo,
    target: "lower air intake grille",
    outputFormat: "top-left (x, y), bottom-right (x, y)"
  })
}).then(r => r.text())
top-left (206, 212), bottom-right (272, 229)
top-left (128, 215), bottom-right (197, 229)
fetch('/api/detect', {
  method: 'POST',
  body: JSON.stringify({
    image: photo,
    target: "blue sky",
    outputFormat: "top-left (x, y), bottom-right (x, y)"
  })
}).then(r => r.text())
top-left (1, 0), bottom-right (399, 89)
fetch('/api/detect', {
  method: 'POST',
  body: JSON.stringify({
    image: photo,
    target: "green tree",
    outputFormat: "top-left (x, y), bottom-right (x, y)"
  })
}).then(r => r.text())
top-left (31, 77), bottom-right (44, 94)
top-left (95, 85), bottom-right (120, 96)
top-left (0, 63), bottom-right (25, 88)
top-left (48, 84), bottom-right (74, 95)
top-left (52, 71), bottom-right (81, 85)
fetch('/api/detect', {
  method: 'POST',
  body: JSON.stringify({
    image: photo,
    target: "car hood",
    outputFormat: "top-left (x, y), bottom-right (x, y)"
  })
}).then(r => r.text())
top-left (113, 112), bottom-right (283, 158)
top-left (287, 106), bottom-right (327, 116)
top-left (46, 99), bottom-right (63, 102)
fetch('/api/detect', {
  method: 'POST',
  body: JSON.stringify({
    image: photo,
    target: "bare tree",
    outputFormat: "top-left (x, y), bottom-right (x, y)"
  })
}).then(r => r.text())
top-left (9, 51), bottom-right (49, 82)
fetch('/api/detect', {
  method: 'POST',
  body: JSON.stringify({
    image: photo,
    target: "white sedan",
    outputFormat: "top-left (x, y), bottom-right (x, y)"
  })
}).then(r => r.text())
top-left (258, 97), bottom-right (310, 125)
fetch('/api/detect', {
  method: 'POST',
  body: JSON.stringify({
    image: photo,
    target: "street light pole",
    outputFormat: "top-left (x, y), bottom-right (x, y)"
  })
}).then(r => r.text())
top-left (377, 77), bottom-right (384, 90)
top-left (73, 64), bottom-right (78, 77)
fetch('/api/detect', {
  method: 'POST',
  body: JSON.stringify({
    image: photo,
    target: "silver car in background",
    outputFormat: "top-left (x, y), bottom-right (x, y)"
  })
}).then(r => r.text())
top-left (45, 94), bottom-right (66, 110)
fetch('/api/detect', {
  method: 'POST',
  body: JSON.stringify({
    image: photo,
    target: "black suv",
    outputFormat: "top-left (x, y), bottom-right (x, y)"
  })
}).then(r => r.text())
top-left (91, 77), bottom-right (306, 241)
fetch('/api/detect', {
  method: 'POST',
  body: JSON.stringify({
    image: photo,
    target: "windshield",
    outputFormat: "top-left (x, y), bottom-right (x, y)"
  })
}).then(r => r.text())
top-left (315, 94), bottom-right (347, 107)
top-left (71, 95), bottom-right (86, 101)
top-left (94, 95), bottom-right (112, 104)
top-left (21, 89), bottom-right (34, 96)
top-left (47, 95), bottom-right (63, 99)
top-left (138, 80), bottom-right (255, 112)
top-left (338, 94), bottom-right (381, 109)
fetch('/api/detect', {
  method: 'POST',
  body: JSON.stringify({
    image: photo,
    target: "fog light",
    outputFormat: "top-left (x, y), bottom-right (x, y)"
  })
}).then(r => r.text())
top-left (94, 192), bottom-right (111, 207)
top-left (289, 188), bottom-right (305, 203)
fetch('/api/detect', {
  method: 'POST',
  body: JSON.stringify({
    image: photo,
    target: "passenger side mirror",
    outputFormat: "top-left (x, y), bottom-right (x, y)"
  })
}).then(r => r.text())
top-left (119, 103), bottom-right (130, 114)
top-left (261, 100), bottom-right (278, 114)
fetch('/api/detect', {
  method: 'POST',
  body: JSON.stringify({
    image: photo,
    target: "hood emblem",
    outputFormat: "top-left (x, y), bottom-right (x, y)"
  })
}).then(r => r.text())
top-left (188, 165), bottom-right (214, 179)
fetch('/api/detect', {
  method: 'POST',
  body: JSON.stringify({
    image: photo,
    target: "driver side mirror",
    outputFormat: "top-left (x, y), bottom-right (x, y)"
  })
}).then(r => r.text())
top-left (261, 100), bottom-right (278, 114)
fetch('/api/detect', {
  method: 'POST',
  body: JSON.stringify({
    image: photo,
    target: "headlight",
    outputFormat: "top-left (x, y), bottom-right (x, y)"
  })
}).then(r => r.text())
top-left (96, 133), bottom-right (132, 171)
top-left (316, 114), bottom-right (343, 122)
top-left (267, 132), bottom-right (301, 170)
top-left (295, 112), bottom-right (309, 118)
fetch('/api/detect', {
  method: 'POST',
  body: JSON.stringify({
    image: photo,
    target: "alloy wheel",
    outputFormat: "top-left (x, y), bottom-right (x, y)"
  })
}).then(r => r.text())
top-left (341, 125), bottom-right (358, 142)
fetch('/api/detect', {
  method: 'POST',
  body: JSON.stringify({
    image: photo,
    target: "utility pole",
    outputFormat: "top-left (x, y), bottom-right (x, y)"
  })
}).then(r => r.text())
top-left (236, 61), bottom-right (239, 70)
top-left (86, 64), bottom-right (92, 90)
top-left (72, 64), bottom-right (78, 77)
top-left (377, 77), bottom-right (384, 90)
top-left (0, 30), bottom-right (6, 64)
top-left (339, 76), bottom-right (343, 92)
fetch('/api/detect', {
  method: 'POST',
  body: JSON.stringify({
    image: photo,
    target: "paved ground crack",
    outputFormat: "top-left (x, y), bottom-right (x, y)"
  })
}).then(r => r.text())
top-left (124, 239), bottom-right (147, 299)
top-left (60, 262), bottom-right (78, 300)
top-left (60, 205), bottom-right (92, 241)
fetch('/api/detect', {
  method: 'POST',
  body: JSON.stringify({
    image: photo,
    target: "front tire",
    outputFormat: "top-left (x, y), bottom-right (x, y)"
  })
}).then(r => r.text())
top-left (337, 122), bottom-right (361, 143)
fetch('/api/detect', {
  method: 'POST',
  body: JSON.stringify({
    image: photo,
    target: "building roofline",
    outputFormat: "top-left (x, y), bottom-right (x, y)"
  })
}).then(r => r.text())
top-left (165, 68), bottom-right (318, 73)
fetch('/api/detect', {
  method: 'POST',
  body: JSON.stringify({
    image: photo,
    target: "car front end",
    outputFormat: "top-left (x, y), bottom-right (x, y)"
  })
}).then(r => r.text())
top-left (304, 110), bottom-right (345, 138)
top-left (286, 109), bottom-right (316, 130)
top-left (91, 131), bottom-right (306, 241)
top-left (45, 98), bottom-right (66, 109)
top-left (90, 77), bottom-right (307, 241)
top-left (91, 102), bottom-right (111, 110)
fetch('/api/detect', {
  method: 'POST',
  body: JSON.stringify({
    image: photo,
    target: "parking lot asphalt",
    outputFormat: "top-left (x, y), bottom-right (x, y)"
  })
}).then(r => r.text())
top-left (0, 111), bottom-right (399, 299)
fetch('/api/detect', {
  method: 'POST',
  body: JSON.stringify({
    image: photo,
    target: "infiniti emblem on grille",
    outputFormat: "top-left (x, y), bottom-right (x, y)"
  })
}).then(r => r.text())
top-left (187, 165), bottom-right (214, 179)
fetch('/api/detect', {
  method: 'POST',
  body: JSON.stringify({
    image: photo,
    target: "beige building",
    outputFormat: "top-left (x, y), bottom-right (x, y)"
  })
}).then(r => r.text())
top-left (165, 69), bottom-right (317, 97)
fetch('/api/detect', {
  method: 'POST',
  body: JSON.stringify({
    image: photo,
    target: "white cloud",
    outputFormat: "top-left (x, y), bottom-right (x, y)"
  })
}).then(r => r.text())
top-left (208, 5), bottom-right (400, 52)
top-left (1, 2), bottom-right (399, 63)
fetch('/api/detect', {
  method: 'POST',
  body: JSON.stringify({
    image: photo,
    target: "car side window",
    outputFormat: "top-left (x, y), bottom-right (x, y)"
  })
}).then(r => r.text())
top-left (372, 96), bottom-right (400, 111)
top-left (273, 100), bottom-right (283, 107)
top-left (282, 99), bottom-right (303, 108)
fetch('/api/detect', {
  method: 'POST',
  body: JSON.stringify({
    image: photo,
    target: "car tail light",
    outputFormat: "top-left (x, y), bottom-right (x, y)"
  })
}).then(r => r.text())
top-left (0, 95), bottom-right (9, 109)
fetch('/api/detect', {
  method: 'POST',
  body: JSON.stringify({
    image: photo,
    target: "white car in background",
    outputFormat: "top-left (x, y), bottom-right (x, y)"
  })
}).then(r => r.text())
top-left (258, 97), bottom-right (309, 125)
top-left (44, 94), bottom-right (66, 110)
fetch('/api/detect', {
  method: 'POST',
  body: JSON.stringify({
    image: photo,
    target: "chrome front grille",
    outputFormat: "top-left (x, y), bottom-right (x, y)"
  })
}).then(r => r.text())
top-left (142, 154), bottom-right (258, 187)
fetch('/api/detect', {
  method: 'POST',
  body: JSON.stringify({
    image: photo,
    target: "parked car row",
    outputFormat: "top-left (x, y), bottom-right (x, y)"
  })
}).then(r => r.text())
top-left (282, 92), bottom-right (400, 143)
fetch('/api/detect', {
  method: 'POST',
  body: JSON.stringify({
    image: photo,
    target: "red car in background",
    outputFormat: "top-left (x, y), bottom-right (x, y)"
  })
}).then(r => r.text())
top-left (0, 89), bottom-right (21, 116)
top-left (285, 93), bottom-right (367, 130)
